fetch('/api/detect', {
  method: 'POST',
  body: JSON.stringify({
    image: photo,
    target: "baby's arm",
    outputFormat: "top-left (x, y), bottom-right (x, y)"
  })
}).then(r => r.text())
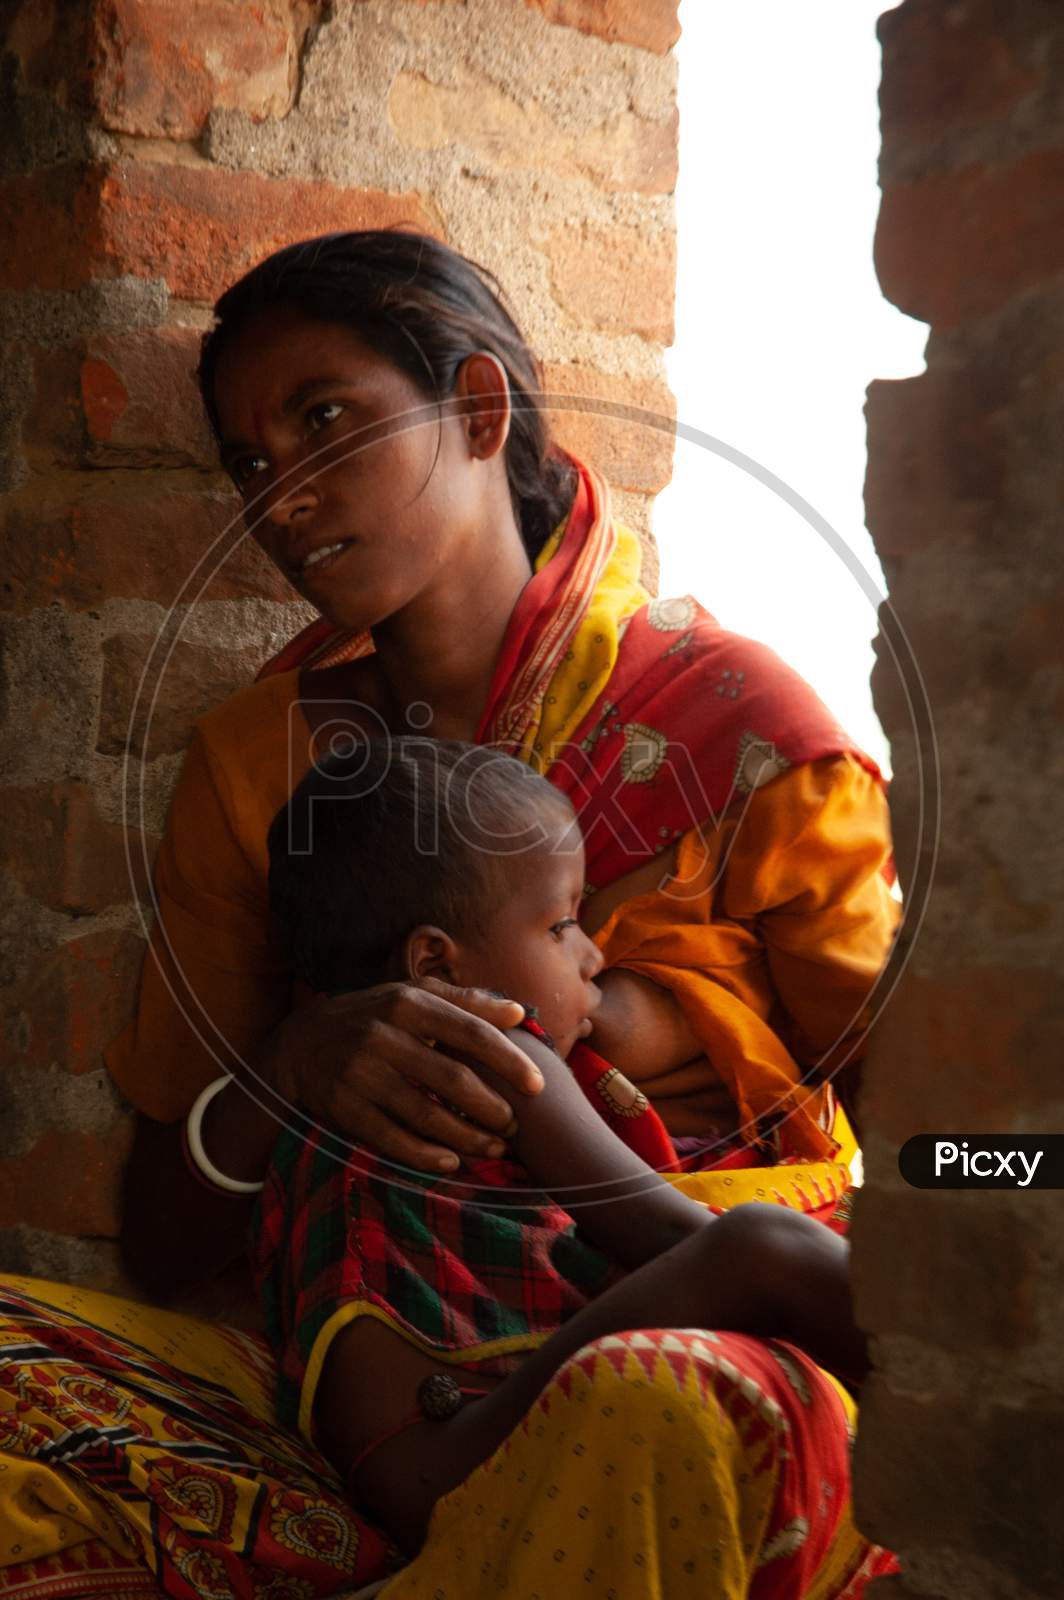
top-left (468, 1025), bottom-right (711, 1269)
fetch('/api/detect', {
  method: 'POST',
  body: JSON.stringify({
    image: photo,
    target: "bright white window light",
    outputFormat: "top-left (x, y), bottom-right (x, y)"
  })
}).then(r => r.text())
top-left (654, 0), bottom-right (927, 776)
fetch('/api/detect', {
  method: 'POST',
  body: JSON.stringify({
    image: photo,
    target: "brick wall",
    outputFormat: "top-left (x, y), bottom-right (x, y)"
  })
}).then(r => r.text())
top-left (0, 0), bottom-right (678, 1292)
top-left (855, 2), bottom-right (1064, 1592)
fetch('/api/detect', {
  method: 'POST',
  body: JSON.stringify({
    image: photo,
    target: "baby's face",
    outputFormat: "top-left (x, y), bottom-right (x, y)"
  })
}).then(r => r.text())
top-left (459, 814), bottom-right (604, 1058)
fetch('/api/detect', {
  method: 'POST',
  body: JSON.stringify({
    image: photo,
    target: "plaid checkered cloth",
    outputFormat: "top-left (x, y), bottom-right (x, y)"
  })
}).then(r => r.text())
top-left (252, 1024), bottom-right (622, 1433)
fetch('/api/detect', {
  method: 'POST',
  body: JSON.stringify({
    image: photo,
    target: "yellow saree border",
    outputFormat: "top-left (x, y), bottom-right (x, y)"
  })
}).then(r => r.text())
top-left (297, 1302), bottom-right (550, 1442)
top-left (297, 1103), bottom-right (858, 1442)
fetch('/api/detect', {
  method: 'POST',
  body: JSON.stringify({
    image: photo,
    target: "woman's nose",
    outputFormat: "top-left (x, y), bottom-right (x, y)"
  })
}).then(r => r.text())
top-left (263, 476), bottom-right (320, 528)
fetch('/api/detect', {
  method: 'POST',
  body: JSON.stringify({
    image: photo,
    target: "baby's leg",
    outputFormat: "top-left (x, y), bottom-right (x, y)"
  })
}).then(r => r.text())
top-left (320, 1206), bottom-right (865, 1554)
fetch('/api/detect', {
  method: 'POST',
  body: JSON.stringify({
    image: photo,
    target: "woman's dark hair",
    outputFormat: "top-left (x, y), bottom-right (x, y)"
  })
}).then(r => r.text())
top-left (198, 230), bottom-right (577, 563)
top-left (268, 737), bottom-right (574, 994)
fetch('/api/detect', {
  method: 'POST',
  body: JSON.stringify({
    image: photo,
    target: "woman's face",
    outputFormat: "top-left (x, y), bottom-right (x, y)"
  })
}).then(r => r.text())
top-left (210, 307), bottom-right (489, 632)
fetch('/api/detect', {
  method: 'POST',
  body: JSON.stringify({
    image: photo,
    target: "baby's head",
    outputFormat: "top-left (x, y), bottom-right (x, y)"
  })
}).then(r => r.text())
top-left (268, 738), bottom-right (603, 1056)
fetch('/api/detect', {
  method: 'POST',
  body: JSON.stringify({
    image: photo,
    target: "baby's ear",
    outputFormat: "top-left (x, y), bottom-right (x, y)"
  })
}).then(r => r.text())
top-left (403, 924), bottom-right (460, 984)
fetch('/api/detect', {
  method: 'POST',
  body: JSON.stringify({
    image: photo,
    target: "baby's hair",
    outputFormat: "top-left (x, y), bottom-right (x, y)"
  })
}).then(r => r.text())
top-left (268, 738), bottom-right (576, 994)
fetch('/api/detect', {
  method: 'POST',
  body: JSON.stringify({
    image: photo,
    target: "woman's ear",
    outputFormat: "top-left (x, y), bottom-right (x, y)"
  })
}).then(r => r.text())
top-left (453, 351), bottom-right (511, 461)
top-left (402, 925), bottom-right (463, 984)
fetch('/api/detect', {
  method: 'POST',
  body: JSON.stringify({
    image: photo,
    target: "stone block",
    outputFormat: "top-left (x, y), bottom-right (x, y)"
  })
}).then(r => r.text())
top-left (543, 362), bottom-right (674, 493)
top-left (542, 222), bottom-right (675, 343)
top-left (89, 0), bottom-right (319, 139)
top-left (0, 1226), bottom-right (130, 1292)
top-left (2, 1063), bottom-right (128, 1161)
top-left (96, 630), bottom-right (263, 759)
top-left (389, 70), bottom-right (677, 194)
top-left (3, 482), bottom-right (293, 614)
top-left (0, 607), bottom-right (100, 785)
top-left (876, 150), bottom-right (1064, 328)
top-left (525, 0), bottom-right (680, 55)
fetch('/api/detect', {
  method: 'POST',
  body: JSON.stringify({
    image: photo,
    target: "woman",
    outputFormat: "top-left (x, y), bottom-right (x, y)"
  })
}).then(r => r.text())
top-left (0, 230), bottom-right (896, 1596)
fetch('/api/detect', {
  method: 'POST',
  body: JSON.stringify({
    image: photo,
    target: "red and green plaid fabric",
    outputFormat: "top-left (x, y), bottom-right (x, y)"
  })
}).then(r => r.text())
top-left (252, 1085), bottom-right (619, 1433)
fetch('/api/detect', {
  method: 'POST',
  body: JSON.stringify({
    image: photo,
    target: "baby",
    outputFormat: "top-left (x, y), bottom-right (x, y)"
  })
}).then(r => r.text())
top-left (257, 737), bottom-right (867, 1553)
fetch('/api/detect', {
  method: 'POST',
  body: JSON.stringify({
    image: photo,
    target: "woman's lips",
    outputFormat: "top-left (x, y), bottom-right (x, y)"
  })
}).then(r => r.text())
top-left (293, 540), bottom-right (355, 583)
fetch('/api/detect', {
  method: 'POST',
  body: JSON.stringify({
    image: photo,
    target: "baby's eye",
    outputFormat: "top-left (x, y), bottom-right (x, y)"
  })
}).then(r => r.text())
top-left (549, 917), bottom-right (578, 940)
top-left (306, 402), bottom-right (344, 432)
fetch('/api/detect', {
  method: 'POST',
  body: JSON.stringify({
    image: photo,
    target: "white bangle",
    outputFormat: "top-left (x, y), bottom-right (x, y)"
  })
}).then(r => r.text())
top-left (185, 1075), bottom-right (265, 1195)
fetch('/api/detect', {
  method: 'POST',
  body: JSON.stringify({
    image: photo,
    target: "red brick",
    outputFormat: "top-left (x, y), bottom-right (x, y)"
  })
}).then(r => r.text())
top-left (857, 1382), bottom-right (1064, 1593)
top-left (95, 163), bottom-right (435, 301)
top-left (544, 223), bottom-right (675, 343)
top-left (96, 631), bottom-right (264, 759)
top-left (0, 164), bottom-right (434, 298)
top-left (876, 150), bottom-right (1064, 328)
top-left (83, 329), bottom-right (215, 460)
top-left (526, 0), bottom-right (680, 55)
top-left (860, 966), bottom-right (1064, 1144)
top-left (878, 0), bottom-right (1041, 151)
top-left (1, 927), bottom-right (145, 1076)
top-left (4, 0), bottom-right (94, 106)
top-left (543, 363), bottom-right (675, 493)
top-left (852, 1187), bottom-right (1039, 1352)
top-left (89, 0), bottom-right (319, 140)
top-left (864, 372), bottom-right (1005, 564)
top-left (23, 330), bottom-right (217, 467)
top-left (0, 1126), bottom-right (131, 1234)
top-left (3, 483), bottom-right (294, 614)
top-left (0, 166), bottom-right (99, 292)
top-left (19, 342), bottom-right (87, 465)
top-left (79, 357), bottom-right (129, 441)
top-left (0, 784), bottom-right (156, 915)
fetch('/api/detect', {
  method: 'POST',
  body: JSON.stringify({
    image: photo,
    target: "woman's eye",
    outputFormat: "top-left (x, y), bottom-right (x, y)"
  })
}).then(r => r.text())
top-left (306, 402), bottom-right (344, 432)
top-left (231, 455), bottom-right (268, 488)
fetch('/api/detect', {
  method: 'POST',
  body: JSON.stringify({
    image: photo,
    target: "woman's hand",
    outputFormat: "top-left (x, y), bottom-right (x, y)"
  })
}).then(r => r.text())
top-left (260, 979), bottom-right (544, 1172)
top-left (121, 981), bottom-right (542, 1300)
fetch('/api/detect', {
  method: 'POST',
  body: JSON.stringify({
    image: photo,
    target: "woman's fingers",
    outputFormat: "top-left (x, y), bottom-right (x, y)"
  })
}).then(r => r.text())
top-left (401, 979), bottom-right (546, 1096)
top-left (371, 1026), bottom-right (521, 1144)
top-left (338, 1097), bottom-right (470, 1176)
top-left (280, 979), bottom-right (548, 1163)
